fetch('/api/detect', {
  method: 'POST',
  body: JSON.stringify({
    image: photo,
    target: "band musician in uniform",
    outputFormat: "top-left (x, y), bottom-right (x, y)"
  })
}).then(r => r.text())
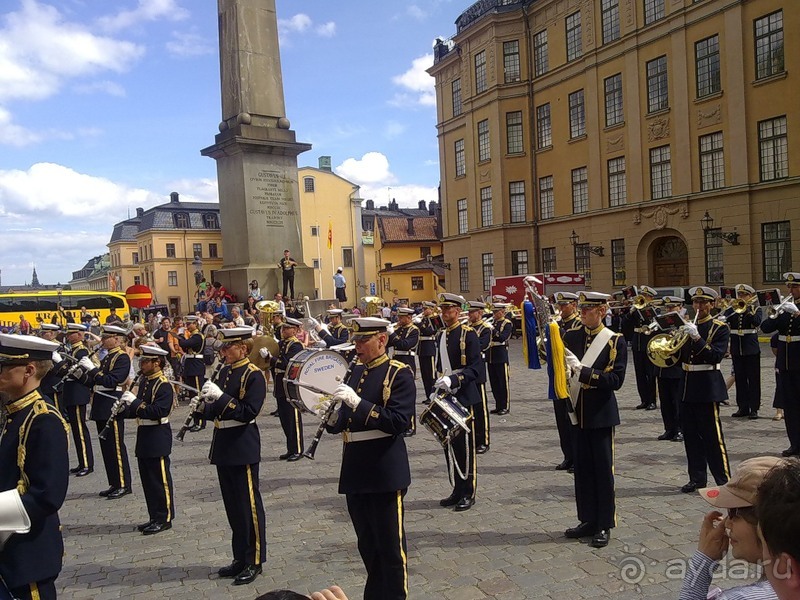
top-left (654, 297), bottom-right (685, 443)
top-left (315, 309), bottom-right (350, 347)
top-left (318, 317), bottom-right (415, 600)
top-left (724, 284), bottom-right (762, 419)
top-left (37, 324), bottom-right (63, 415)
top-left (191, 327), bottom-right (267, 585)
top-left (120, 344), bottom-right (176, 535)
top-left (487, 303), bottom-right (513, 415)
top-left (563, 292), bottom-right (627, 549)
top-left (415, 301), bottom-right (439, 402)
top-left (178, 315), bottom-right (206, 432)
top-left (466, 301), bottom-right (492, 454)
top-left (388, 307), bottom-right (419, 437)
top-left (61, 323), bottom-right (95, 476)
top-left (0, 333), bottom-right (69, 600)
top-left (553, 291), bottom-right (581, 471)
top-left (434, 293), bottom-right (483, 512)
top-left (621, 285), bottom-right (658, 410)
top-left (266, 318), bottom-right (305, 461)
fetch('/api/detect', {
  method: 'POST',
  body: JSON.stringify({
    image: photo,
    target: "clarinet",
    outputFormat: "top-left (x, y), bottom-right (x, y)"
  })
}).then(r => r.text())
top-left (302, 355), bottom-right (358, 460)
top-left (176, 360), bottom-right (224, 441)
top-left (97, 371), bottom-right (142, 441)
top-left (53, 349), bottom-right (98, 393)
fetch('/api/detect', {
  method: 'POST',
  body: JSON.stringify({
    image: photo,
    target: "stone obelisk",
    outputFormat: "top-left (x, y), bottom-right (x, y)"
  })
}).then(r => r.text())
top-left (201, 0), bottom-right (313, 299)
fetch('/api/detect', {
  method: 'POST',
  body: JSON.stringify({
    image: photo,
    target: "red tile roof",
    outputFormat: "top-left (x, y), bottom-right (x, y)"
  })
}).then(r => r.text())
top-left (378, 216), bottom-right (439, 243)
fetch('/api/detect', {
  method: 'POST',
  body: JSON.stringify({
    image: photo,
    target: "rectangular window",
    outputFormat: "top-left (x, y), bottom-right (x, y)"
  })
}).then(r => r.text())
top-left (480, 187), bottom-right (493, 227)
top-left (650, 145), bottom-right (672, 199)
top-left (304, 177), bottom-right (315, 192)
top-left (410, 276), bottom-right (424, 291)
top-left (133, 276), bottom-right (141, 286)
top-left (539, 175), bottom-right (554, 220)
top-left (536, 103), bottom-right (552, 149)
top-left (611, 239), bottom-right (626, 286)
top-left (457, 198), bottom-right (468, 234)
top-left (534, 30), bottom-right (548, 76)
top-left (509, 181), bottom-right (526, 223)
top-left (574, 243), bottom-right (591, 284)
top-left (132, 252), bottom-right (139, 265)
top-left (452, 78), bottom-right (462, 117)
top-left (168, 271), bottom-right (178, 286)
top-left (572, 167), bottom-right (588, 213)
top-left (342, 247), bottom-right (354, 268)
top-left (699, 132), bottom-right (725, 191)
top-left (601, 0), bottom-right (620, 44)
top-left (475, 50), bottom-right (487, 93)
top-left (209, 243), bottom-right (218, 258)
top-left (455, 139), bottom-right (466, 176)
top-left (482, 253), bottom-right (494, 292)
top-left (759, 116), bottom-right (788, 181)
top-left (569, 89), bottom-right (586, 138)
top-left (695, 35), bottom-right (720, 97)
top-left (542, 247), bottom-right (557, 272)
top-left (166, 243), bottom-right (176, 258)
top-left (420, 246), bottom-right (432, 259)
top-left (608, 157), bottom-right (627, 207)
top-left (643, 0), bottom-right (665, 25)
top-left (566, 11), bottom-right (582, 61)
top-left (604, 73), bottom-right (624, 127)
top-left (763, 221), bottom-right (791, 282)
top-left (755, 10), bottom-right (784, 80)
top-left (511, 250), bottom-right (529, 276)
top-left (312, 258), bottom-right (320, 269)
top-left (193, 243), bottom-right (202, 259)
top-left (503, 40), bottom-right (520, 82)
top-left (705, 229), bottom-right (724, 284)
top-left (506, 111), bottom-right (523, 154)
top-left (477, 119), bottom-right (490, 162)
top-left (311, 225), bottom-right (319, 236)
top-left (646, 56), bottom-right (669, 113)
top-left (459, 257), bottom-right (469, 292)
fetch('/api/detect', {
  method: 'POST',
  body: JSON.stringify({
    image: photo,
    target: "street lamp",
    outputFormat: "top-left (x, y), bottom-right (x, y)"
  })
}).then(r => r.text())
top-left (700, 211), bottom-right (740, 245)
top-left (569, 230), bottom-right (605, 256)
top-left (426, 253), bottom-right (451, 270)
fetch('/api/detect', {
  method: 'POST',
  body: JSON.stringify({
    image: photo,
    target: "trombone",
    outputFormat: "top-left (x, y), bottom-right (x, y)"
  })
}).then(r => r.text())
top-left (732, 296), bottom-right (759, 314)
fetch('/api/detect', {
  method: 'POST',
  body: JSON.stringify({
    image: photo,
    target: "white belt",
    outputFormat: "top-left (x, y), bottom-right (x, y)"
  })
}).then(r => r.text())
top-left (682, 363), bottom-right (721, 372)
top-left (489, 342), bottom-right (508, 347)
top-left (778, 335), bottom-right (800, 343)
top-left (394, 350), bottom-right (416, 356)
top-left (185, 355), bottom-right (203, 359)
top-left (634, 327), bottom-right (652, 334)
top-left (97, 386), bottom-right (121, 392)
top-left (137, 417), bottom-right (169, 426)
top-left (214, 419), bottom-right (256, 429)
top-left (419, 336), bottom-right (435, 341)
top-left (342, 430), bottom-right (392, 443)
top-left (730, 329), bottom-right (758, 335)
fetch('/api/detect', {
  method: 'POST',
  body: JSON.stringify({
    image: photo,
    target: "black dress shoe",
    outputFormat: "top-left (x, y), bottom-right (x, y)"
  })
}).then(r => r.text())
top-left (269, 409), bottom-right (280, 417)
top-left (421, 399), bottom-right (431, 406)
top-left (567, 466), bottom-right (575, 474)
top-left (233, 564), bottom-right (262, 585)
top-left (70, 466), bottom-right (83, 474)
top-left (142, 522), bottom-right (172, 536)
top-left (217, 560), bottom-right (245, 578)
top-left (99, 486), bottom-right (115, 497)
top-left (565, 522), bottom-right (595, 538)
top-left (590, 529), bottom-right (611, 548)
top-left (454, 497), bottom-right (475, 512)
top-left (107, 487), bottom-right (132, 500)
top-left (189, 425), bottom-right (202, 433)
top-left (285, 453), bottom-right (302, 462)
top-left (137, 520), bottom-right (154, 532)
top-left (439, 493), bottom-right (459, 507)
top-left (75, 467), bottom-right (93, 477)
top-left (279, 452), bottom-right (291, 460)
top-left (645, 403), bottom-right (657, 411)
top-left (403, 430), bottom-right (416, 437)
top-left (657, 432), bottom-right (674, 441)
top-left (731, 410), bottom-right (749, 417)
top-left (635, 403), bottom-right (648, 410)
top-left (495, 409), bottom-right (509, 416)
top-left (555, 460), bottom-right (572, 471)
top-left (748, 411), bottom-right (759, 420)
top-left (681, 481), bottom-right (703, 493)
top-left (782, 447), bottom-right (799, 457)
top-left (671, 432), bottom-right (684, 442)
top-left (476, 445), bottom-right (489, 454)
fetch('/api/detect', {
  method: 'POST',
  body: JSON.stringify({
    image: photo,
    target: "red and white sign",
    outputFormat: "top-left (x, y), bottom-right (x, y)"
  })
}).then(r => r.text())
top-left (490, 273), bottom-right (585, 306)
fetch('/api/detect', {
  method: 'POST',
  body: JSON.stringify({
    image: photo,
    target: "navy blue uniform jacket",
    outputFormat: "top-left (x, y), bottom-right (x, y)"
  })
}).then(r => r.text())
top-left (126, 372), bottom-right (174, 458)
top-left (760, 304), bottom-right (800, 371)
top-left (178, 332), bottom-right (206, 378)
top-left (679, 316), bottom-right (730, 403)
top-left (486, 318), bottom-right (513, 364)
top-left (84, 347), bottom-right (131, 421)
top-left (63, 343), bottom-right (92, 406)
top-left (435, 323), bottom-right (483, 407)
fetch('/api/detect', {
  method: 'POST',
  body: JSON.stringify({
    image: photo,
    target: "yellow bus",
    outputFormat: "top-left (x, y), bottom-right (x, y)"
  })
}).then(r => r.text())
top-left (0, 290), bottom-right (130, 331)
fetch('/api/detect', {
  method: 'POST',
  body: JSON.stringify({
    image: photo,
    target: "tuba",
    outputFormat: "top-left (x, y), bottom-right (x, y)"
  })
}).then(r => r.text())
top-left (361, 296), bottom-right (383, 317)
top-left (250, 300), bottom-right (280, 367)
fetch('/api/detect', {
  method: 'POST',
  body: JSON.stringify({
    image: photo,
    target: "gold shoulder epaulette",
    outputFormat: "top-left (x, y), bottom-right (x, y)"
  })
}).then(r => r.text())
top-left (389, 359), bottom-right (410, 371)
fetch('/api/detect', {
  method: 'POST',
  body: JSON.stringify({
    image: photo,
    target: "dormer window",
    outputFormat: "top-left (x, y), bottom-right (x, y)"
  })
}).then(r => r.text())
top-left (203, 213), bottom-right (219, 229)
top-left (174, 212), bottom-right (190, 228)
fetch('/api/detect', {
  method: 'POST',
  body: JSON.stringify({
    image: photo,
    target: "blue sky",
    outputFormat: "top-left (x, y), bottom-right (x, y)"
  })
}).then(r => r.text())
top-left (0, 0), bottom-right (462, 285)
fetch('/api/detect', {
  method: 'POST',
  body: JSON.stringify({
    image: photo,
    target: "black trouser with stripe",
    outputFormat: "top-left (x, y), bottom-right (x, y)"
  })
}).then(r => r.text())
top-left (184, 373), bottom-right (206, 428)
top-left (473, 383), bottom-right (490, 448)
top-left (657, 377), bottom-right (682, 437)
top-left (138, 455), bottom-right (175, 524)
top-left (9, 577), bottom-right (56, 600)
top-left (217, 464), bottom-right (266, 566)
top-left (632, 350), bottom-right (656, 406)
top-left (346, 490), bottom-right (408, 600)
top-left (418, 355), bottom-right (435, 399)
top-left (277, 396), bottom-right (304, 455)
top-left (94, 418), bottom-right (132, 490)
top-left (779, 370), bottom-right (800, 450)
top-left (552, 397), bottom-right (574, 465)
top-left (444, 407), bottom-right (476, 500)
top-left (487, 363), bottom-right (509, 412)
top-left (680, 402), bottom-right (730, 486)
top-left (67, 404), bottom-right (94, 470)
top-left (732, 354), bottom-right (761, 414)
top-left (574, 427), bottom-right (615, 530)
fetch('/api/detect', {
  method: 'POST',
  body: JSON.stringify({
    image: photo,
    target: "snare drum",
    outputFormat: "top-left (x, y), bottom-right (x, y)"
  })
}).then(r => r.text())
top-left (284, 349), bottom-right (348, 414)
top-left (419, 393), bottom-right (472, 447)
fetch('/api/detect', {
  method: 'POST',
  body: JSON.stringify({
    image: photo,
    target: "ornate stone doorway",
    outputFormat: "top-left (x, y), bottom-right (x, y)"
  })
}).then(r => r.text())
top-left (652, 236), bottom-right (688, 287)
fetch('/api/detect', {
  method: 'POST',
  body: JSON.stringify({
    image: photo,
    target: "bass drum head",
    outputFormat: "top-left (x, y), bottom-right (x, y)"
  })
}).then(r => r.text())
top-left (284, 349), bottom-right (348, 414)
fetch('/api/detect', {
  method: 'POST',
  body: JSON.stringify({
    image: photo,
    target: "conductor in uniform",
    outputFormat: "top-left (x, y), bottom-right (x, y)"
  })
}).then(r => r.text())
top-left (466, 301), bottom-right (492, 454)
top-left (563, 292), bottom-right (627, 548)
top-left (433, 293), bottom-right (483, 512)
top-left (553, 291), bottom-right (581, 471)
top-left (178, 315), bottom-right (206, 432)
top-left (0, 333), bottom-right (70, 600)
top-left (192, 326), bottom-right (267, 585)
top-left (487, 302), bottom-right (513, 415)
top-left (319, 317), bottom-right (415, 600)
top-left (61, 323), bottom-right (94, 476)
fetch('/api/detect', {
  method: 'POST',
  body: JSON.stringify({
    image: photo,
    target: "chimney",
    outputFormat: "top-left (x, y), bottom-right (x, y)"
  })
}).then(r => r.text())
top-left (136, 207), bottom-right (144, 218)
top-left (428, 200), bottom-right (437, 215)
top-left (407, 218), bottom-right (415, 236)
top-left (318, 156), bottom-right (332, 171)
top-left (366, 199), bottom-right (375, 210)
top-left (389, 198), bottom-right (398, 211)
top-left (170, 191), bottom-right (179, 203)
top-left (385, 263), bottom-right (392, 270)
top-left (418, 200), bottom-right (426, 210)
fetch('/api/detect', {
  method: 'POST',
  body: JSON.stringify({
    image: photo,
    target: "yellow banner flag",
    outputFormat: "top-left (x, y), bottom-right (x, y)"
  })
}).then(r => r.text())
top-left (327, 220), bottom-right (333, 249)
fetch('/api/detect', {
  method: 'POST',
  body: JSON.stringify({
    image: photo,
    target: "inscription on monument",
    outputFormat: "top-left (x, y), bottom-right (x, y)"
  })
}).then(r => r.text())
top-left (248, 169), bottom-right (298, 227)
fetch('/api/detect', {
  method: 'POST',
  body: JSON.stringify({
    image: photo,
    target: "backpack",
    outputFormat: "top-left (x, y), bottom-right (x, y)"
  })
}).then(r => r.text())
top-left (203, 341), bottom-right (215, 365)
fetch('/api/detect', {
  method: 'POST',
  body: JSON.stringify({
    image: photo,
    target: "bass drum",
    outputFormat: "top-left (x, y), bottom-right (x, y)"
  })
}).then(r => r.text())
top-left (284, 349), bottom-right (348, 414)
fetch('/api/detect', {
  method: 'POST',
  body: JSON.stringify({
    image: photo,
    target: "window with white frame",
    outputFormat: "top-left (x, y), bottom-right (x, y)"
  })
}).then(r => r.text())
top-left (457, 199), bottom-right (468, 234)
top-left (566, 12), bottom-right (582, 61)
top-left (536, 103), bottom-right (552, 149)
top-left (572, 167), bottom-right (588, 213)
top-left (758, 116), bottom-right (788, 181)
top-left (755, 11), bottom-right (784, 80)
top-left (480, 187), bottom-right (493, 227)
top-left (699, 132), bottom-right (725, 191)
top-left (650, 145), bottom-right (672, 199)
top-left (604, 73), bottom-right (623, 126)
top-left (509, 181), bottom-right (526, 223)
top-left (477, 119), bottom-right (490, 162)
top-left (503, 40), bottom-right (520, 82)
top-left (539, 176), bottom-right (554, 220)
top-left (569, 89), bottom-right (585, 138)
top-left (608, 157), bottom-right (627, 207)
top-left (506, 111), bottom-right (523, 154)
top-left (534, 30), bottom-right (548, 76)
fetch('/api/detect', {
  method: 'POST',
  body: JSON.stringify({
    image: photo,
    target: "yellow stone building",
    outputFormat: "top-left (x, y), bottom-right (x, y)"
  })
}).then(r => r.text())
top-left (429, 0), bottom-right (798, 294)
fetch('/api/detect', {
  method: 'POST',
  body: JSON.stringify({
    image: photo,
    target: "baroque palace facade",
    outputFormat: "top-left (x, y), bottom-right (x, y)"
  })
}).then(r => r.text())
top-left (429, 0), bottom-right (797, 295)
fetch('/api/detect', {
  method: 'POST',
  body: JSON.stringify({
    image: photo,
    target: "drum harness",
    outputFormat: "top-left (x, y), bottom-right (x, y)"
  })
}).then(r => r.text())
top-left (438, 325), bottom-right (472, 484)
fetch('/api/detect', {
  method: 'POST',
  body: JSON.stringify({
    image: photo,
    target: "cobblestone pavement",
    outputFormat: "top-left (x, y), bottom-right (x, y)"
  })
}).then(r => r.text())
top-left (57, 341), bottom-right (786, 599)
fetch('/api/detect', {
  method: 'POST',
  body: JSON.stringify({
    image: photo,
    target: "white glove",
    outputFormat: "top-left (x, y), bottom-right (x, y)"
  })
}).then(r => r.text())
top-left (314, 396), bottom-right (336, 419)
top-left (120, 391), bottom-right (136, 406)
top-left (387, 323), bottom-right (396, 335)
top-left (307, 317), bottom-right (321, 332)
top-left (682, 323), bottom-right (700, 340)
top-left (259, 347), bottom-right (271, 359)
top-left (110, 399), bottom-right (122, 415)
top-left (629, 305), bottom-right (637, 314)
top-left (564, 350), bottom-right (582, 375)
top-left (51, 351), bottom-right (63, 364)
top-left (78, 356), bottom-right (95, 371)
top-left (332, 383), bottom-right (361, 410)
top-left (434, 376), bottom-right (452, 392)
top-left (201, 381), bottom-right (223, 401)
top-left (188, 395), bottom-right (202, 412)
top-left (783, 302), bottom-right (800, 315)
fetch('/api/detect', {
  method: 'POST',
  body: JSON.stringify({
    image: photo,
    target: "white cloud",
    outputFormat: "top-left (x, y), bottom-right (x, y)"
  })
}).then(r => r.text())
top-left (315, 22), bottom-right (336, 37)
top-left (97, 0), bottom-right (189, 32)
top-left (163, 177), bottom-right (219, 204)
top-left (278, 13), bottom-right (336, 44)
top-left (391, 54), bottom-right (435, 107)
top-left (280, 13), bottom-right (312, 33)
top-left (335, 152), bottom-right (397, 186)
top-left (360, 183), bottom-right (439, 209)
top-left (0, 106), bottom-right (42, 146)
top-left (166, 30), bottom-right (214, 58)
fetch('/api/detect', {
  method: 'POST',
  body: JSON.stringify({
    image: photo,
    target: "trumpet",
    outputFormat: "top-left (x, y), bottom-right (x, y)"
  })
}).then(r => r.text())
top-left (769, 294), bottom-right (798, 319)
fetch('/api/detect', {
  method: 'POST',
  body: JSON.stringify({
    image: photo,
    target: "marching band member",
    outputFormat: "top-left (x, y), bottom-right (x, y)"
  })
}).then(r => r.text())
top-left (322, 309), bottom-right (350, 346)
top-left (556, 292), bottom-right (582, 333)
top-left (466, 301), bottom-right (492, 454)
top-left (268, 318), bottom-right (305, 460)
top-left (434, 293), bottom-right (483, 512)
top-left (725, 284), bottom-right (762, 419)
top-left (78, 324), bottom-right (133, 499)
top-left (37, 324), bottom-right (63, 414)
top-left (121, 344), bottom-right (175, 535)
top-left (388, 307), bottom-right (419, 437)
top-left (0, 333), bottom-right (69, 600)
top-left (678, 286), bottom-right (731, 493)
top-left (320, 317), bottom-right (415, 600)
top-left (563, 292), bottom-right (627, 549)
top-left (761, 272), bottom-right (800, 457)
top-left (655, 297), bottom-right (685, 442)
top-left (416, 301), bottom-right (439, 401)
top-left (62, 323), bottom-right (94, 476)
top-left (553, 292), bottom-right (581, 471)
top-left (191, 327), bottom-right (266, 585)
top-left (487, 303), bottom-right (514, 415)
top-left (178, 316), bottom-right (206, 432)
top-left (622, 285), bottom-right (658, 410)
